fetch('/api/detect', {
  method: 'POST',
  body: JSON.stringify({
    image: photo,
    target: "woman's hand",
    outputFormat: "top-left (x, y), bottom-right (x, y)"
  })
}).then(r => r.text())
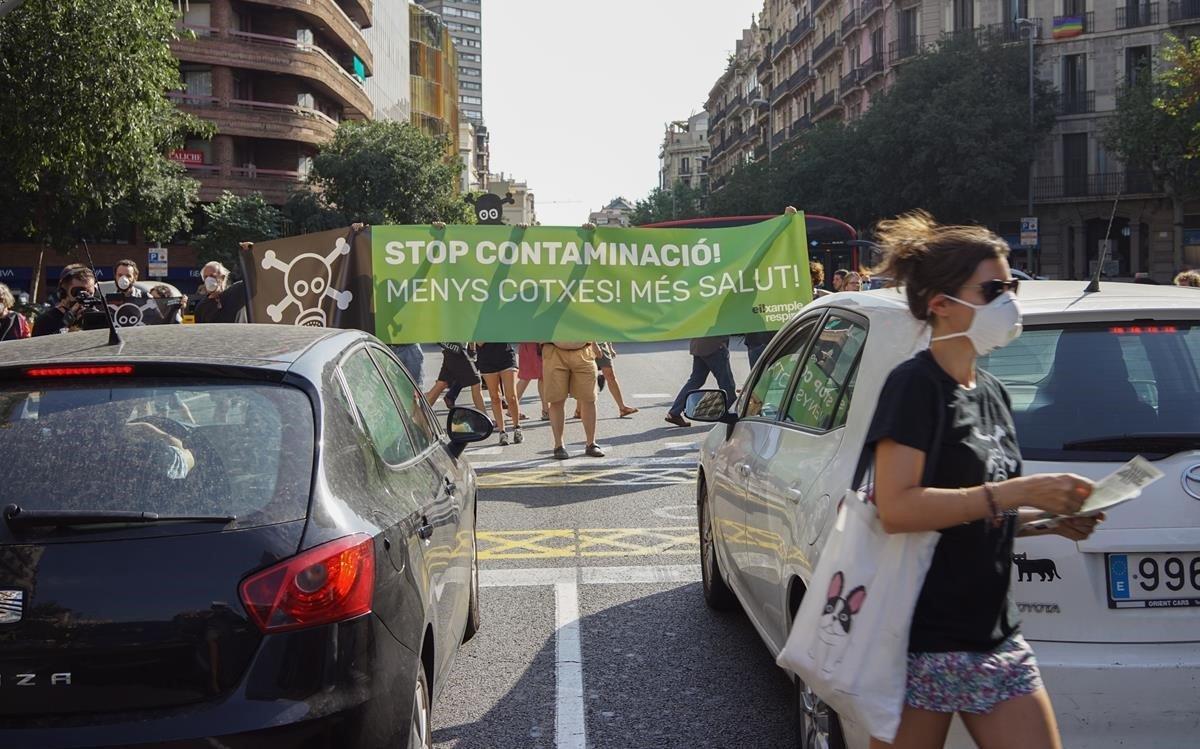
top-left (998, 473), bottom-right (1093, 516)
top-left (1052, 513), bottom-right (1104, 541)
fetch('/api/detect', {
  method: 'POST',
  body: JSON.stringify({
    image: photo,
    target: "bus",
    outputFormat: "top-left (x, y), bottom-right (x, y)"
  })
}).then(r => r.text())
top-left (638, 214), bottom-right (869, 292)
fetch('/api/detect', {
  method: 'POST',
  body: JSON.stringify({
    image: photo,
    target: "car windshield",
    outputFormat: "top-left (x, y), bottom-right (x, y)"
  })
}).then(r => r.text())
top-left (0, 378), bottom-right (314, 527)
top-left (978, 323), bottom-right (1200, 461)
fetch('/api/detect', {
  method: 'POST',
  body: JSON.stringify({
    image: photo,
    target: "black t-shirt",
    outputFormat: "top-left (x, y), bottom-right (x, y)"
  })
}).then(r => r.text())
top-left (194, 281), bottom-right (246, 324)
top-left (865, 350), bottom-right (1022, 653)
top-left (32, 306), bottom-right (69, 337)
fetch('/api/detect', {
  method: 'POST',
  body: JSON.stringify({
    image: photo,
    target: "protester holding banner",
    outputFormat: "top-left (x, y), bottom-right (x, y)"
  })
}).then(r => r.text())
top-left (194, 261), bottom-right (247, 324)
top-left (114, 259), bottom-right (146, 298)
top-left (150, 285), bottom-right (183, 324)
top-left (425, 343), bottom-right (487, 414)
top-left (0, 283), bottom-right (31, 342)
top-left (544, 341), bottom-right (604, 459)
top-left (477, 342), bottom-right (523, 445)
top-left (665, 336), bottom-right (737, 428)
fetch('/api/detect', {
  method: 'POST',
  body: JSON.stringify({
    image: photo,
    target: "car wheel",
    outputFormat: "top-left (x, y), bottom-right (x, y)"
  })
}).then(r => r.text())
top-left (410, 667), bottom-right (432, 749)
top-left (699, 482), bottom-right (737, 610)
top-left (462, 524), bottom-right (481, 642)
top-left (795, 676), bottom-right (845, 749)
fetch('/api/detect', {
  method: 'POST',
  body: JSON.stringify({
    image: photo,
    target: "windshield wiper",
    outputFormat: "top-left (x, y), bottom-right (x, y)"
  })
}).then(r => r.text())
top-left (1061, 434), bottom-right (1200, 453)
top-left (3, 504), bottom-right (235, 530)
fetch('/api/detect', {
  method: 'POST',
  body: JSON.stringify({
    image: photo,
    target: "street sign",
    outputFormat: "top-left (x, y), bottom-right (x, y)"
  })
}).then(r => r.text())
top-left (1020, 217), bottom-right (1039, 248)
top-left (148, 246), bottom-right (169, 278)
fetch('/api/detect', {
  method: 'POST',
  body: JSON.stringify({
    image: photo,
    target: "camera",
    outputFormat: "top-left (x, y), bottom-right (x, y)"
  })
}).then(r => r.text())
top-left (68, 288), bottom-right (110, 330)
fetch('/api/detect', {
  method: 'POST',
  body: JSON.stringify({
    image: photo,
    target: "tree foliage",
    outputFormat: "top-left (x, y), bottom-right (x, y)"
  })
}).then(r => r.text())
top-left (1154, 33), bottom-right (1200, 157)
top-left (302, 120), bottom-right (474, 225)
top-left (192, 192), bottom-right (281, 275)
top-left (0, 0), bottom-right (209, 249)
top-left (630, 181), bottom-right (707, 225)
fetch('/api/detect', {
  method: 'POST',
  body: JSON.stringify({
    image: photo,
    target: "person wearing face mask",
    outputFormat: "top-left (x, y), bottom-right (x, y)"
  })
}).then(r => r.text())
top-left (862, 211), bottom-right (1101, 749)
top-left (33, 265), bottom-right (99, 336)
top-left (0, 283), bottom-right (32, 341)
top-left (113, 260), bottom-right (145, 298)
top-left (194, 260), bottom-right (247, 324)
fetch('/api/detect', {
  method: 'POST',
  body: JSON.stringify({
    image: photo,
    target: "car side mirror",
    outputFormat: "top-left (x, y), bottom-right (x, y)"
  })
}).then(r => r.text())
top-left (446, 407), bottom-right (494, 458)
top-left (684, 389), bottom-right (737, 426)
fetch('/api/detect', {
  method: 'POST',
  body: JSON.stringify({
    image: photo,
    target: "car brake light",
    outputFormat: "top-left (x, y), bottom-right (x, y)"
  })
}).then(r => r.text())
top-left (1110, 325), bottom-right (1179, 335)
top-left (26, 365), bottom-right (134, 377)
top-left (239, 534), bottom-right (375, 633)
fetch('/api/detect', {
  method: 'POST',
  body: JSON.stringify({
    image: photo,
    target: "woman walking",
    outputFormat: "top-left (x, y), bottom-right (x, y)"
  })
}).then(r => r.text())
top-left (516, 342), bottom-right (547, 420)
top-left (865, 211), bottom-right (1101, 749)
top-left (0, 284), bottom-right (31, 342)
top-left (477, 342), bottom-right (522, 445)
top-left (425, 343), bottom-right (486, 414)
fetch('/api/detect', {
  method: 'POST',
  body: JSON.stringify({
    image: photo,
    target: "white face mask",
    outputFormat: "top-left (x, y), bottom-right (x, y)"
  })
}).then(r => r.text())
top-left (204, 276), bottom-right (220, 292)
top-left (931, 291), bottom-right (1023, 356)
top-left (116, 276), bottom-right (132, 291)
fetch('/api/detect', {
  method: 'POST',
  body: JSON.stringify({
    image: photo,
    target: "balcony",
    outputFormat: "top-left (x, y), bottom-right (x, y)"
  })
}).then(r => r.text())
top-left (888, 36), bottom-right (922, 65)
top-left (789, 115), bottom-right (813, 138)
top-left (186, 163), bottom-right (305, 205)
top-left (841, 9), bottom-right (858, 36)
top-left (1117, 3), bottom-right (1159, 27)
top-left (1051, 11), bottom-right (1094, 37)
top-left (239, 0), bottom-right (372, 73)
top-left (858, 55), bottom-right (884, 83)
top-left (840, 68), bottom-right (861, 93)
top-left (172, 30), bottom-right (372, 118)
top-left (772, 128), bottom-right (788, 149)
top-left (1033, 171), bottom-right (1157, 201)
top-left (789, 63), bottom-right (814, 91)
top-left (811, 0), bottom-right (836, 16)
top-left (981, 18), bottom-right (1043, 43)
top-left (859, 0), bottom-right (883, 23)
top-left (813, 89), bottom-right (840, 120)
top-left (790, 15), bottom-right (815, 44)
top-left (773, 34), bottom-right (790, 60)
top-left (812, 32), bottom-right (840, 67)
top-left (168, 94), bottom-right (340, 146)
top-left (339, 0), bottom-right (372, 29)
top-left (758, 58), bottom-right (772, 81)
top-left (1057, 90), bottom-right (1095, 115)
top-left (1168, 0), bottom-right (1200, 21)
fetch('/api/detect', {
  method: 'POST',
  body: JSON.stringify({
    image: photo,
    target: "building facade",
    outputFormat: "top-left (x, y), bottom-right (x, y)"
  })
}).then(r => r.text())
top-left (487, 173), bottom-right (537, 226)
top-left (589, 197), bottom-right (635, 227)
top-left (418, 0), bottom-right (484, 125)
top-left (409, 3), bottom-right (460, 143)
top-left (172, 0), bottom-right (374, 205)
top-left (706, 21), bottom-right (768, 190)
top-left (660, 113), bottom-right (711, 192)
top-left (363, 0), bottom-right (412, 123)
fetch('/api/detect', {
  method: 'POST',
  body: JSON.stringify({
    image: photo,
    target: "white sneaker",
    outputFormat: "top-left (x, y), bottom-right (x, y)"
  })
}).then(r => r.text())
top-left (513, 429), bottom-right (524, 444)
top-left (498, 431), bottom-right (509, 446)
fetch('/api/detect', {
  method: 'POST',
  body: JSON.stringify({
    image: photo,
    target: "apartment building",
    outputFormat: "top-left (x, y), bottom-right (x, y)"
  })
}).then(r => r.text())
top-left (172, 0), bottom-right (374, 206)
top-left (589, 198), bottom-right (636, 227)
top-left (706, 21), bottom-right (768, 190)
top-left (363, 0), bottom-right (412, 123)
top-left (487, 173), bottom-right (537, 226)
top-left (409, 3), bottom-right (460, 144)
top-left (660, 113), bottom-right (711, 192)
top-left (418, 0), bottom-right (484, 125)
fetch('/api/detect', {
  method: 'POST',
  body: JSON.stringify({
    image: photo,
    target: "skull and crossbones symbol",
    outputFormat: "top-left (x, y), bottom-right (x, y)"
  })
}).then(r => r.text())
top-left (261, 237), bottom-right (354, 327)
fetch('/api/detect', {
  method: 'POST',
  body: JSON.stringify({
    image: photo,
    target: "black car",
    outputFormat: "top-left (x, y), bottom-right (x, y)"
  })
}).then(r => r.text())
top-left (0, 324), bottom-right (492, 748)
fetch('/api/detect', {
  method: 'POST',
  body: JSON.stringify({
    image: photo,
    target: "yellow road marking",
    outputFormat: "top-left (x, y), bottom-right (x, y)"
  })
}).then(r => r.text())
top-left (477, 466), bottom-right (694, 489)
top-left (477, 527), bottom-right (698, 560)
top-left (476, 529), bottom-right (576, 559)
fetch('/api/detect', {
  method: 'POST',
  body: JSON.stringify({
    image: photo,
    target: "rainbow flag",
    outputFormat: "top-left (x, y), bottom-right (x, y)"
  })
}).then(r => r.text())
top-left (1052, 16), bottom-right (1085, 39)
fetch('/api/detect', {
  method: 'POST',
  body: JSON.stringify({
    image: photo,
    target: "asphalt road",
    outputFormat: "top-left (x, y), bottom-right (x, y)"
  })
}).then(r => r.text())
top-left (416, 341), bottom-right (800, 749)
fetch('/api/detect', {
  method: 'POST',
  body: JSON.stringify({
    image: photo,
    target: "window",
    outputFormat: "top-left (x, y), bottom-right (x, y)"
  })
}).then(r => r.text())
top-left (340, 349), bottom-right (416, 465)
top-left (978, 324), bottom-right (1200, 460)
top-left (460, 66), bottom-right (481, 76)
top-left (370, 348), bottom-right (439, 452)
top-left (785, 315), bottom-right (867, 429)
top-left (1126, 45), bottom-right (1152, 86)
top-left (459, 95), bottom-right (482, 105)
top-left (745, 319), bottom-right (818, 419)
top-left (680, 157), bottom-right (691, 175)
top-left (953, 0), bottom-right (974, 30)
top-left (461, 81), bottom-right (481, 91)
top-left (1063, 132), bottom-right (1089, 197)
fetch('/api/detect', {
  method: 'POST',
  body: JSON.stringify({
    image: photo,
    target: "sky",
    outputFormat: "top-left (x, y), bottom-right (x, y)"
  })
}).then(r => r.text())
top-left (482, 0), bottom-right (763, 227)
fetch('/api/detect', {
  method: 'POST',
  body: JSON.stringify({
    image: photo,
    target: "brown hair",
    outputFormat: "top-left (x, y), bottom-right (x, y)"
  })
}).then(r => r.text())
top-left (116, 259), bottom-right (139, 280)
top-left (872, 210), bottom-right (1009, 320)
top-left (809, 260), bottom-right (825, 288)
top-left (1174, 270), bottom-right (1200, 288)
top-left (58, 264), bottom-right (95, 291)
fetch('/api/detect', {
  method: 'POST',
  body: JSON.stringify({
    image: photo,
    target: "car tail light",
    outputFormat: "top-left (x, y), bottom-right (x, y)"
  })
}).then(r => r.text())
top-left (1110, 325), bottom-right (1179, 335)
top-left (239, 534), bottom-right (375, 633)
top-left (26, 365), bottom-right (134, 377)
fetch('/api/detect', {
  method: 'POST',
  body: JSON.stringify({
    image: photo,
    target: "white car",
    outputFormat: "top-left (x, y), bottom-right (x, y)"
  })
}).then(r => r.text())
top-left (688, 281), bottom-right (1200, 749)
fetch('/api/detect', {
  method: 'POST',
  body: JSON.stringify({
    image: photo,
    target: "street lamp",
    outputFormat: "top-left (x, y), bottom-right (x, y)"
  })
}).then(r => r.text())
top-left (1015, 17), bottom-right (1038, 273)
top-left (750, 96), bottom-right (772, 163)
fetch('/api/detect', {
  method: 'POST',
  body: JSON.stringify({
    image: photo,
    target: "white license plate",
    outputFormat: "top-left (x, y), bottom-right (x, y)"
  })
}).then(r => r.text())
top-left (1106, 552), bottom-right (1200, 609)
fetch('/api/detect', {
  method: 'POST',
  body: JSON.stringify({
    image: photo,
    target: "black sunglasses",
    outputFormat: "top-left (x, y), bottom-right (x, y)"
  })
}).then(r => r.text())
top-left (970, 278), bottom-right (1020, 303)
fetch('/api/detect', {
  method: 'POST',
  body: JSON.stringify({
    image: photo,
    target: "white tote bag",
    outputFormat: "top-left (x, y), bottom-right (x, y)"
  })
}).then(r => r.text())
top-left (776, 492), bottom-right (939, 742)
top-left (776, 403), bottom-right (945, 743)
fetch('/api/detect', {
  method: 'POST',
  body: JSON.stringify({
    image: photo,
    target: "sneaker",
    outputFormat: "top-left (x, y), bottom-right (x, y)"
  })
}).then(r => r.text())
top-left (553, 446), bottom-right (570, 460)
top-left (513, 429), bottom-right (524, 444)
top-left (585, 443), bottom-right (605, 458)
top-left (498, 431), bottom-right (509, 446)
top-left (664, 413), bottom-right (691, 428)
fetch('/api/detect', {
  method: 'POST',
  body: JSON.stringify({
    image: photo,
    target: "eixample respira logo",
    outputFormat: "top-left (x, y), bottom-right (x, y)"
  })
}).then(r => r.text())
top-left (752, 301), bottom-right (807, 325)
top-left (261, 237), bottom-right (354, 327)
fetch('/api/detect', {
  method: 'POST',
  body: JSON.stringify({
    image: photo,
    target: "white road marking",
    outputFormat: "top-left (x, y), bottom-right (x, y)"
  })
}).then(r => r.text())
top-left (555, 581), bottom-right (586, 749)
top-left (480, 567), bottom-right (576, 587)
top-left (662, 442), bottom-right (698, 451)
top-left (652, 504), bottom-right (698, 522)
top-left (469, 455), bottom-right (698, 471)
top-left (467, 446), bottom-right (503, 456)
top-left (633, 393), bottom-right (673, 399)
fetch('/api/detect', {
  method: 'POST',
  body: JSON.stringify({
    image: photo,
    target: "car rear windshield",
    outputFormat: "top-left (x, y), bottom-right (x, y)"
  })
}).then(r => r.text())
top-left (0, 378), bottom-right (315, 527)
top-left (978, 323), bottom-right (1200, 461)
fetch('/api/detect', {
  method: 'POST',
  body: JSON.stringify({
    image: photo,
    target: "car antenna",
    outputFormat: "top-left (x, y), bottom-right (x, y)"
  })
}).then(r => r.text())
top-left (80, 237), bottom-right (123, 346)
top-left (1086, 190), bottom-right (1123, 294)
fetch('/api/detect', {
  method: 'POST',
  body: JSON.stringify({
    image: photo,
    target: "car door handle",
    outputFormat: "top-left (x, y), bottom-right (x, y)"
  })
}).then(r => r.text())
top-left (787, 488), bottom-right (804, 504)
top-left (736, 463), bottom-right (752, 477)
top-left (444, 477), bottom-right (457, 496)
top-left (417, 517), bottom-right (434, 541)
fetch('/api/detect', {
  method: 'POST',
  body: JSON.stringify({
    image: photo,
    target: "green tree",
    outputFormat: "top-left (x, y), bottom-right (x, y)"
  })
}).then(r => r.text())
top-left (630, 182), bottom-right (706, 225)
top-left (1156, 33), bottom-right (1200, 156)
top-left (0, 0), bottom-right (209, 257)
top-left (1103, 59), bottom-right (1200, 271)
top-left (302, 120), bottom-right (474, 225)
top-left (192, 192), bottom-right (282, 275)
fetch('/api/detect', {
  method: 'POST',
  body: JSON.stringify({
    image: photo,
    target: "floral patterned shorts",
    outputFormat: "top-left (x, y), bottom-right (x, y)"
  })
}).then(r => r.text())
top-left (906, 634), bottom-right (1044, 714)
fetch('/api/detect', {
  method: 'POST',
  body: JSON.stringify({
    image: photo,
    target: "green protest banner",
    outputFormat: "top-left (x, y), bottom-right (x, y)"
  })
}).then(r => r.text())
top-left (372, 214), bottom-right (811, 343)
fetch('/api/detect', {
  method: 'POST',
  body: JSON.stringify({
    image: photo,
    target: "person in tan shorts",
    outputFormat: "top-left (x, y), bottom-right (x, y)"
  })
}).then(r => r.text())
top-left (542, 341), bottom-right (604, 459)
